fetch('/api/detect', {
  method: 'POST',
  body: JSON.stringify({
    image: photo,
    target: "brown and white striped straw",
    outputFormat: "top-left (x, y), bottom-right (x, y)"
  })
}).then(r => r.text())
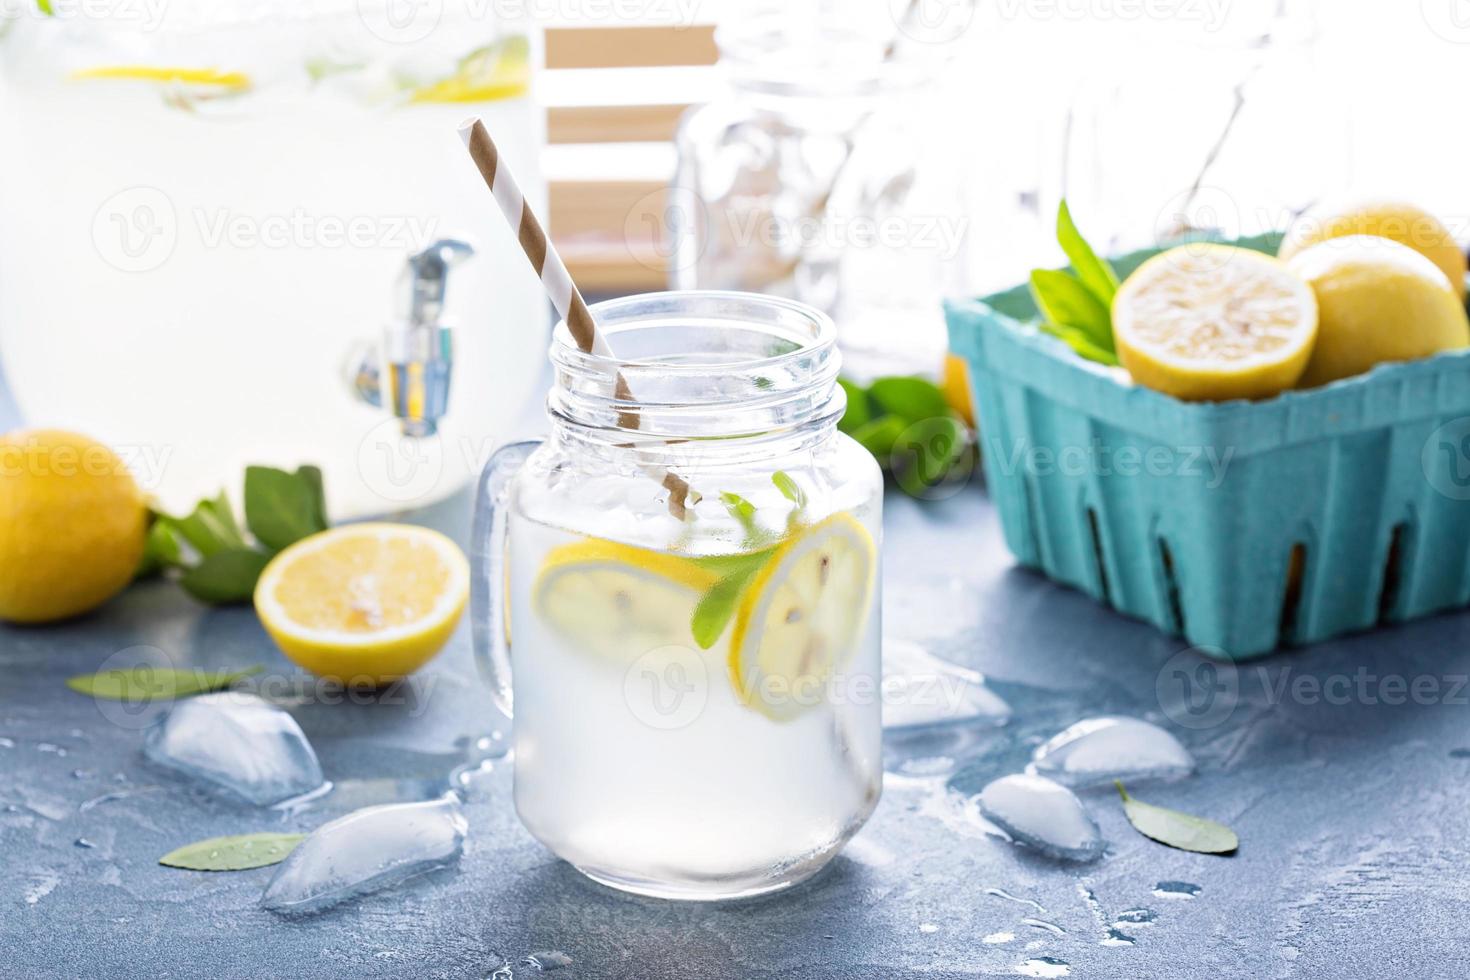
top-left (458, 117), bottom-right (692, 519)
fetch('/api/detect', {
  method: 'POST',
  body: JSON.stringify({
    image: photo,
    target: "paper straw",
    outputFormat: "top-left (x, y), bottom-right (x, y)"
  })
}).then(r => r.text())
top-left (458, 118), bottom-right (692, 519)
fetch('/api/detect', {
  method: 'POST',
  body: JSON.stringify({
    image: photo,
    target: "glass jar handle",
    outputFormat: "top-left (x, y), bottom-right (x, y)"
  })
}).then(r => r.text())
top-left (470, 439), bottom-right (541, 718)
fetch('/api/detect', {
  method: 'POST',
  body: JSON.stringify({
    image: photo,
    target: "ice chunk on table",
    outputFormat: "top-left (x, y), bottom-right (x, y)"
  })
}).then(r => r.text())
top-left (1028, 716), bottom-right (1193, 789)
top-left (882, 640), bottom-right (1011, 731)
top-left (976, 773), bottom-right (1105, 862)
top-left (261, 794), bottom-right (467, 915)
top-left (143, 692), bottom-right (324, 805)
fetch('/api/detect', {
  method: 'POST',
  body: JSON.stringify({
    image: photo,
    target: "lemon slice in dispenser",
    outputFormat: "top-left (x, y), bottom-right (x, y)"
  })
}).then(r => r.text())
top-left (727, 514), bottom-right (876, 722)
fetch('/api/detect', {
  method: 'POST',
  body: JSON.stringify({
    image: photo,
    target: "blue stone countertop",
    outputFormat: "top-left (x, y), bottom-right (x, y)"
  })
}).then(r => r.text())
top-left (5, 407), bottom-right (1470, 979)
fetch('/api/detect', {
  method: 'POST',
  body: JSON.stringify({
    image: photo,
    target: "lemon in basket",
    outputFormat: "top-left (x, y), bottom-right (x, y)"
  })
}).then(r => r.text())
top-left (1112, 244), bottom-right (1319, 402)
top-left (1286, 235), bottom-right (1470, 388)
top-left (1279, 200), bottom-right (1468, 300)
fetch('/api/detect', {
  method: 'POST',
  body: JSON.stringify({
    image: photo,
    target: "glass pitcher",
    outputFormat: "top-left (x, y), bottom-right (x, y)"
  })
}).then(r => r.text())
top-left (472, 292), bottom-right (883, 900)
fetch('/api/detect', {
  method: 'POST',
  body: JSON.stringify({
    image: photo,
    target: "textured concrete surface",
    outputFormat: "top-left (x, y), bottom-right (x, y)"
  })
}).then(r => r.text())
top-left (4, 389), bottom-right (1470, 979)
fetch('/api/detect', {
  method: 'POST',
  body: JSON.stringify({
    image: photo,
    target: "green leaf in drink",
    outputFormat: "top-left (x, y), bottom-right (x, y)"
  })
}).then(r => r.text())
top-left (158, 832), bottom-right (305, 872)
top-left (244, 465), bottom-right (330, 552)
top-left (771, 471), bottom-right (806, 509)
top-left (688, 550), bottom-right (770, 649)
top-left (66, 665), bottom-right (263, 701)
top-left (179, 548), bottom-right (273, 604)
top-left (1116, 781), bottom-right (1239, 855)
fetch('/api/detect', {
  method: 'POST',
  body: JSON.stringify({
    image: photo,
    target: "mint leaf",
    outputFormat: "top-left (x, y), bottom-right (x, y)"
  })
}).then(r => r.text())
top-left (136, 518), bottom-right (184, 579)
top-left (245, 466), bottom-right (328, 551)
top-left (179, 548), bottom-right (272, 604)
top-left (892, 416), bottom-right (969, 497)
top-left (164, 495), bottom-right (246, 558)
top-left (1040, 322), bottom-right (1121, 366)
top-left (771, 471), bottom-right (806, 509)
top-left (1058, 199), bottom-right (1120, 305)
top-left (868, 377), bottom-right (950, 426)
top-left (1116, 781), bottom-right (1238, 855)
top-left (159, 832), bottom-right (305, 871)
top-left (837, 377), bottom-right (872, 434)
top-left (66, 665), bottom-right (262, 701)
top-left (690, 556), bottom-right (768, 649)
top-left (296, 465), bottom-right (329, 533)
top-left (850, 415), bottom-right (907, 460)
top-left (1030, 269), bottom-right (1113, 351)
top-left (36, 0), bottom-right (53, 13)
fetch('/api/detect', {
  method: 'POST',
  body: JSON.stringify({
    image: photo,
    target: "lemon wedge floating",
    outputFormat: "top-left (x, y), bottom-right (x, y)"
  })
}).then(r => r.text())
top-left (254, 524), bottom-right (468, 685)
top-left (69, 66), bottom-right (252, 91)
top-left (727, 514), bottom-right (876, 722)
top-left (533, 537), bottom-right (716, 663)
top-left (411, 36), bottom-right (530, 104)
top-left (1112, 244), bottom-right (1319, 402)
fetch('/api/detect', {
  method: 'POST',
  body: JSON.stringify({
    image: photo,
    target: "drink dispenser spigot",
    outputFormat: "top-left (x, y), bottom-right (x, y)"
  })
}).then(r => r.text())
top-left (350, 238), bottom-right (476, 437)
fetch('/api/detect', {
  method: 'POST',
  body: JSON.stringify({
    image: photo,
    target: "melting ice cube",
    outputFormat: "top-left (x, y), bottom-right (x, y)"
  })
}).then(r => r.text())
top-left (143, 692), bottom-right (324, 805)
top-left (1028, 716), bottom-right (1193, 789)
top-left (260, 794), bottom-right (467, 915)
top-left (976, 773), bottom-right (1105, 862)
top-left (882, 640), bottom-right (1011, 731)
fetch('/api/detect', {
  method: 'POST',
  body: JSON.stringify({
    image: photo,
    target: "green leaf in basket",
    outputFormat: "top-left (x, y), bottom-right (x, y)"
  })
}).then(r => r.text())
top-left (179, 548), bottom-right (273, 604)
top-left (837, 377), bottom-right (872, 435)
top-left (1116, 781), bottom-right (1239, 855)
top-left (66, 665), bottom-right (263, 701)
top-left (867, 377), bottom-right (950, 426)
top-left (1030, 269), bottom-right (1113, 352)
top-left (1058, 199), bottom-right (1120, 305)
top-left (159, 832), bottom-right (305, 872)
top-left (1040, 321), bottom-right (1121, 367)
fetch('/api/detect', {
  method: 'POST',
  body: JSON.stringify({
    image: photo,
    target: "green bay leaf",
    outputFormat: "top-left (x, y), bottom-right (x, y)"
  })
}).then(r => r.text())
top-left (66, 665), bottom-right (263, 701)
top-left (1116, 781), bottom-right (1238, 855)
top-left (179, 548), bottom-right (273, 604)
top-left (244, 465), bottom-right (328, 551)
top-left (159, 832), bottom-right (306, 871)
top-left (867, 376), bottom-right (950, 426)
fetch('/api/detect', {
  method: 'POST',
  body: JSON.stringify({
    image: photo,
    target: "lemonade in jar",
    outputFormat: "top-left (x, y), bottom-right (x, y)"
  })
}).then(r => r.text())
top-left (472, 292), bottom-right (883, 900)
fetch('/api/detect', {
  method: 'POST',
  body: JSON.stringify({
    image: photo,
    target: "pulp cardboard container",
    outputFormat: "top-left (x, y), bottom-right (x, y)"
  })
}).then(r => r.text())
top-left (946, 237), bottom-right (1470, 659)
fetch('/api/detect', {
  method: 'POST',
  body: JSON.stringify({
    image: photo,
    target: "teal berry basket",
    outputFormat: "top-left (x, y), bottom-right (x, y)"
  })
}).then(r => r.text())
top-left (946, 234), bottom-right (1470, 660)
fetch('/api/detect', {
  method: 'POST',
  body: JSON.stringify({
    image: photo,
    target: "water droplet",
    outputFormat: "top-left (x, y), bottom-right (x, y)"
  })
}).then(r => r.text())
top-left (524, 950), bottom-right (573, 972)
top-left (983, 931), bottom-right (1016, 945)
top-left (75, 838), bottom-right (95, 849)
top-left (1101, 927), bottom-right (1136, 947)
top-left (70, 769), bottom-right (94, 780)
top-left (986, 887), bottom-right (1046, 913)
top-left (1016, 957), bottom-right (1070, 978)
top-left (919, 923), bottom-right (938, 934)
top-left (1021, 918), bottom-right (1066, 936)
top-left (1113, 907), bottom-right (1156, 924)
top-left (1153, 881), bottom-right (1201, 900)
top-left (37, 742), bottom-right (67, 757)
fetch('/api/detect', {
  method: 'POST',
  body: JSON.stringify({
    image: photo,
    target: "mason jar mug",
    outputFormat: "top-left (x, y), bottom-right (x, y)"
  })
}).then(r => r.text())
top-left (471, 291), bottom-right (883, 900)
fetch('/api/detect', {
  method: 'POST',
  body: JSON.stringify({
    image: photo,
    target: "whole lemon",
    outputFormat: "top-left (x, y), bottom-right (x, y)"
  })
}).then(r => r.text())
top-left (1279, 200), bottom-right (1468, 300)
top-left (0, 430), bottom-right (147, 623)
top-left (1287, 236), bottom-right (1470, 388)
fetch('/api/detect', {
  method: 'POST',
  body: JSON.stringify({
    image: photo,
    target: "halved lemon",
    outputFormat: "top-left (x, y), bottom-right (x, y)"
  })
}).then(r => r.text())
top-left (69, 66), bottom-right (252, 91)
top-left (1113, 244), bottom-right (1318, 401)
top-left (255, 523), bottom-right (468, 685)
top-left (727, 514), bottom-right (877, 722)
top-left (410, 36), bottom-right (530, 104)
top-left (533, 537), bottom-right (717, 663)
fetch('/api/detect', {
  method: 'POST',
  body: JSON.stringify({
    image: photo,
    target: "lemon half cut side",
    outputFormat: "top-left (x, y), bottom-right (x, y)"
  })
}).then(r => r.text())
top-left (254, 523), bottom-right (468, 684)
top-left (1112, 244), bottom-right (1319, 402)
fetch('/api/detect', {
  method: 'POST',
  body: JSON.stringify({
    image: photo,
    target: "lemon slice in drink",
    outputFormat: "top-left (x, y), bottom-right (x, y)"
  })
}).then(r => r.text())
top-left (534, 538), bottom-right (717, 663)
top-left (254, 524), bottom-right (468, 685)
top-left (1113, 244), bottom-right (1319, 401)
top-left (70, 66), bottom-right (252, 91)
top-left (727, 514), bottom-right (876, 722)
